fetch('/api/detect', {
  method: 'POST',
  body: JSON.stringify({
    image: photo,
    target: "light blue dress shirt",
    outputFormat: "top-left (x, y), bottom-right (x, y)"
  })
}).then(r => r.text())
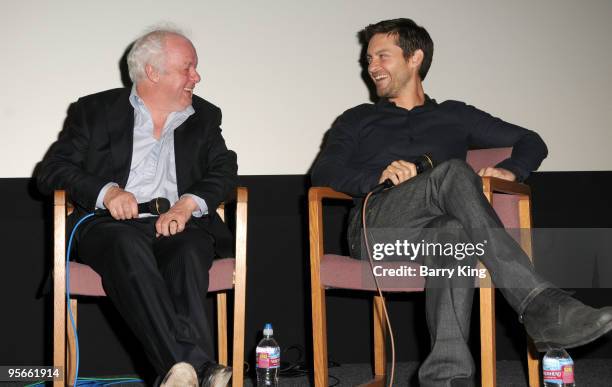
top-left (95, 87), bottom-right (208, 217)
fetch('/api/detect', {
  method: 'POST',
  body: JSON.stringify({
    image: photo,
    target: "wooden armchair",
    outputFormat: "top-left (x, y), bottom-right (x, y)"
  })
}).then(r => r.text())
top-left (309, 149), bottom-right (540, 387)
top-left (52, 187), bottom-right (248, 386)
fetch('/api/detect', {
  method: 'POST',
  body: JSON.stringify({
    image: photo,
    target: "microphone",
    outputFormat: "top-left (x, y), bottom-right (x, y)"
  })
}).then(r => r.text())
top-left (370, 154), bottom-right (436, 194)
top-left (95, 197), bottom-right (171, 216)
top-left (414, 154), bottom-right (435, 174)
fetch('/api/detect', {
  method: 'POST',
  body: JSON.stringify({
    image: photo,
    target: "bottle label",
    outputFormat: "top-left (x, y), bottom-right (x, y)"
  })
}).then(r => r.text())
top-left (543, 357), bottom-right (574, 384)
top-left (256, 347), bottom-right (280, 369)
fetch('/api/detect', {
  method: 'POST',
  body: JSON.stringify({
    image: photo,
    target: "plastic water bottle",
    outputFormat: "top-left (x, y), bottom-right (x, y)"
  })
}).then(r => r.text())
top-left (543, 349), bottom-right (575, 386)
top-left (256, 323), bottom-right (280, 386)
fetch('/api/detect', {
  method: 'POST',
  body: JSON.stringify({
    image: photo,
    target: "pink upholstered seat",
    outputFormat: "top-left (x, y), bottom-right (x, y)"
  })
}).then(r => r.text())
top-left (320, 254), bottom-right (424, 292)
top-left (68, 258), bottom-right (237, 296)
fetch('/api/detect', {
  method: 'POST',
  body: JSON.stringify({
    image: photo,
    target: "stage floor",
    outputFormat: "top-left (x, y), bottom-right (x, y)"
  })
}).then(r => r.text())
top-left (67, 359), bottom-right (612, 386)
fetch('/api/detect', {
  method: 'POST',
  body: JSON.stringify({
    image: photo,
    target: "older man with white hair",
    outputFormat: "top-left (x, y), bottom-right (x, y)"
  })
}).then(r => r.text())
top-left (37, 29), bottom-right (237, 387)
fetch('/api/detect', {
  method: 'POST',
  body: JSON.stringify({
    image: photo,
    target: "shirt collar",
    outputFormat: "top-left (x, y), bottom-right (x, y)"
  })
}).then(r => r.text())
top-left (376, 94), bottom-right (437, 113)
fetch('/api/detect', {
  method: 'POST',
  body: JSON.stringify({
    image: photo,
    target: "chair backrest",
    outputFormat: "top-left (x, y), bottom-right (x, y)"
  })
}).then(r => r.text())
top-left (465, 148), bottom-right (525, 228)
top-left (466, 147), bottom-right (512, 172)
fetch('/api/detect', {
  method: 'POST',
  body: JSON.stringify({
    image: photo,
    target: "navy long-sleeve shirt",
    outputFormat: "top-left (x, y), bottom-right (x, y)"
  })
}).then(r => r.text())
top-left (312, 97), bottom-right (547, 197)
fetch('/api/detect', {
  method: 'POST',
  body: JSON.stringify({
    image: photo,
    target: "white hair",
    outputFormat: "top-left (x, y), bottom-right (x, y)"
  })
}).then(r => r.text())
top-left (127, 27), bottom-right (189, 83)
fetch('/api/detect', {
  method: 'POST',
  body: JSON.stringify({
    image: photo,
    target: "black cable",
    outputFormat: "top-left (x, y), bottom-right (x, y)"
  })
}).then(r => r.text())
top-left (277, 344), bottom-right (342, 381)
top-left (279, 345), bottom-right (309, 377)
top-left (362, 182), bottom-right (398, 387)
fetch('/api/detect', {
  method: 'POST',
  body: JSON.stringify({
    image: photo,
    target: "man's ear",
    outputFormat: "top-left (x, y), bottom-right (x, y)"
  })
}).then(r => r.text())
top-left (145, 64), bottom-right (160, 83)
top-left (409, 49), bottom-right (424, 69)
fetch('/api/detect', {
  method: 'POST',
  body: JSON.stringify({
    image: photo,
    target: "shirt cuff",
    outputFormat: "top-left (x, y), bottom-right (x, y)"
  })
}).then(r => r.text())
top-left (181, 194), bottom-right (209, 217)
top-left (495, 159), bottom-right (527, 182)
top-left (95, 182), bottom-right (119, 209)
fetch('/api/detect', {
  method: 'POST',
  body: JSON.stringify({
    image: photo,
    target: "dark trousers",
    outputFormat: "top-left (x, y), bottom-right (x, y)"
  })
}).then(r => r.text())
top-left (77, 217), bottom-right (215, 376)
top-left (348, 159), bottom-right (550, 387)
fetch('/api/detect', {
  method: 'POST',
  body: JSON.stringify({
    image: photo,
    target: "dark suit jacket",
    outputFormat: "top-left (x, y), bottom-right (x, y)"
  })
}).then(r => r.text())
top-left (37, 88), bottom-right (238, 257)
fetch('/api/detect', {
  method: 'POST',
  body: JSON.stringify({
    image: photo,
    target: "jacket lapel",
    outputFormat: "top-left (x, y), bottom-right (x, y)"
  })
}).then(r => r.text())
top-left (107, 89), bottom-right (134, 187)
top-left (174, 112), bottom-right (201, 195)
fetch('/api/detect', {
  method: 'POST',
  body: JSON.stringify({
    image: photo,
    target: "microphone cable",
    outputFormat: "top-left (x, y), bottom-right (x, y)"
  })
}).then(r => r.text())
top-left (66, 212), bottom-right (95, 386)
top-left (361, 187), bottom-right (396, 387)
top-left (360, 154), bottom-right (435, 387)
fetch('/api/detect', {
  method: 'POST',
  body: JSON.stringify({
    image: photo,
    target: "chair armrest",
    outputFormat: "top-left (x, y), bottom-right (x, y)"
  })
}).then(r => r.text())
top-left (54, 189), bottom-right (74, 215)
top-left (53, 190), bottom-right (67, 278)
top-left (54, 190), bottom-right (66, 207)
top-left (481, 176), bottom-right (531, 196)
top-left (308, 187), bottom-right (352, 270)
top-left (308, 186), bottom-right (352, 202)
top-left (53, 190), bottom-right (67, 338)
top-left (234, 187), bottom-right (248, 259)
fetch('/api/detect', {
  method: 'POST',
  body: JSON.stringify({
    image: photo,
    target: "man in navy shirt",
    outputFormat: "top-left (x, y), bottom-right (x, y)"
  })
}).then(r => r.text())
top-left (312, 18), bottom-right (612, 387)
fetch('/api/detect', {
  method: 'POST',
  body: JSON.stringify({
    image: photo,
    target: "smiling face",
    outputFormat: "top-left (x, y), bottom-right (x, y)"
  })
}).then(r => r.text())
top-left (154, 34), bottom-right (201, 112)
top-left (366, 33), bottom-right (415, 100)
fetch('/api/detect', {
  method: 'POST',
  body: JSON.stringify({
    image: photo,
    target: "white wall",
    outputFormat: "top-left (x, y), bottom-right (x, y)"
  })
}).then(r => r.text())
top-left (1, 0), bottom-right (611, 177)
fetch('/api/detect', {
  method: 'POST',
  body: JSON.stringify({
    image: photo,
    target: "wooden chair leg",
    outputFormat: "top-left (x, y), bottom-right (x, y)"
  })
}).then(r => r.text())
top-left (232, 187), bottom-right (247, 387)
top-left (53, 191), bottom-right (66, 387)
top-left (232, 273), bottom-right (246, 387)
top-left (66, 299), bottom-right (78, 386)
top-left (480, 281), bottom-right (496, 387)
top-left (216, 292), bottom-right (228, 366)
top-left (373, 295), bottom-right (387, 377)
top-left (527, 336), bottom-right (541, 386)
top-left (312, 285), bottom-right (328, 387)
top-left (53, 290), bottom-right (65, 387)
top-left (518, 197), bottom-right (540, 386)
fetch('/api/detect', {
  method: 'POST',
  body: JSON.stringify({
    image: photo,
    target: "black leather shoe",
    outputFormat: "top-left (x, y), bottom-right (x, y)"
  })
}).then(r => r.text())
top-left (198, 362), bottom-right (232, 387)
top-left (521, 288), bottom-right (612, 352)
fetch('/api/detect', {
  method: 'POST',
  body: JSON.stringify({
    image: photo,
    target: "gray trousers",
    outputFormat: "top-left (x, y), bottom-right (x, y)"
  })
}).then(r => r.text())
top-left (348, 159), bottom-right (549, 386)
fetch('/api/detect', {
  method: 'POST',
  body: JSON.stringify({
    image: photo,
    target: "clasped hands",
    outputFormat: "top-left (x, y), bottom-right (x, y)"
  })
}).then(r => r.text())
top-left (379, 160), bottom-right (516, 185)
top-left (103, 186), bottom-right (198, 236)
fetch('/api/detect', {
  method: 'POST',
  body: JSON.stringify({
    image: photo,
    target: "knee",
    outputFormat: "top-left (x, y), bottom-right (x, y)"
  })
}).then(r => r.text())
top-left (441, 158), bottom-right (475, 176)
top-left (434, 158), bottom-right (481, 189)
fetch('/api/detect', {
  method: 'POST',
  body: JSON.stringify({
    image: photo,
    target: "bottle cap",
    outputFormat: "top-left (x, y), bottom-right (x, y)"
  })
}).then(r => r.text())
top-left (263, 323), bottom-right (273, 336)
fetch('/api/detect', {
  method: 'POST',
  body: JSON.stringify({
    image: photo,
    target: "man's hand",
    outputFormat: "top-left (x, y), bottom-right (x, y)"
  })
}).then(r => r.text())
top-left (478, 167), bottom-right (516, 182)
top-left (155, 196), bottom-right (198, 237)
top-left (379, 160), bottom-right (417, 185)
top-left (103, 186), bottom-right (138, 220)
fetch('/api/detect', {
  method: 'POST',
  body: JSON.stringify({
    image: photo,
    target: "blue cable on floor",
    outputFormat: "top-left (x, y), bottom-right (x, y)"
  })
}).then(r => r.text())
top-left (25, 377), bottom-right (144, 386)
top-left (66, 212), bottom-right (95, 386)
top-left (64, 213), bottom-right (144, 387)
